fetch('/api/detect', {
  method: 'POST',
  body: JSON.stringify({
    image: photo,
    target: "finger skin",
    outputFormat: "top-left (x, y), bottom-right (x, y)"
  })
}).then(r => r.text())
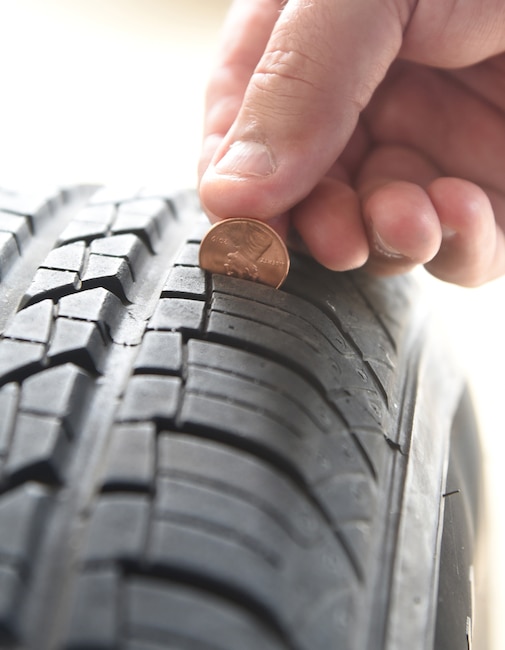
top-left (400, 1), bottom-right (505, 66)
top-left (425, 178), bottom-right (505, 286)
top-left (354, 144), bottom-right (442, 274)
top-left (292, 177), bottom-right (369, 271)
top-left (364, 62), bottom-right (505, 196)
top-left (203, 0), bottom-right (280, 136)
top-left (199, 0), bottom-right (281, 181)
top-left (362, 181), bottom-right (442, 276)
top-left (199, 0), bottom-right (408, 220)
top-left (199, 0), bottom-right (505, 286)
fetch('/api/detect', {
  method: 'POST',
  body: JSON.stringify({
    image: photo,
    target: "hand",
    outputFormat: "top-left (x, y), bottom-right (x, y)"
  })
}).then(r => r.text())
top-left (198, 0), bottom-right (505, 287)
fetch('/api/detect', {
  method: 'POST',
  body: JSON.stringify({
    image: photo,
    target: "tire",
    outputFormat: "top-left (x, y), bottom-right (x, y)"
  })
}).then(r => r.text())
top-left (0, 185), bottom-right (484, 650)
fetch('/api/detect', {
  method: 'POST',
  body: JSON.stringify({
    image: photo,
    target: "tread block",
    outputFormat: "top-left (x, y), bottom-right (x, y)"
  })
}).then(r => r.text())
top-left (211, 292), bottom-right (379, 395)
top-left (296, 590), bottom-right (353, 650)
top-left (346, 328), bottom-right (394, 368)
top-left (352, 272), bottom-right (413, 345)
top-left (206, 311), bottom-right (341, 391)
top-left (213, 277), bottom-right (354, 357)
top-left (19, 364), bottom-right (93, 438)
top-left (81, 254), bottom-right (134, 301)
top-left (309, 430), bottom-right (373, 484)
top-left (90, 233), bottom-right (149, 276)
top-left (23, 268), bottom-right (81, 306)
top-left (172, 242), bottom-right (200, 267)
top-left (0, 339), bottom-right (45, 380)
top-left (353, 430), bottom-right (390, 481)
top-left (338, 520), bottom-right (373, 579)
top-left (147, 519), bottom-right (275, 607)
top-left (125, 578), bottom-right (285, 650)
top-left (342, 326), bottom-right (395, 396)
top-left (5, 413), bottom-right (68, 485)
top-left (42, 242), bottom-right (87, 274)
top-left (112, 199), bottom-right (170, 253)
top-left (61, 185), bottom-right (101, 204)
top-left (157, 435), bottom-right (323, 547)
top-left (0, 231), bottom-right (19, 279)
top-left (155, 477), bottom-right (286, 567)
top-left (331, 392), bottom-right (385, 429)
top-left (0, 211), bottom-right (30, 251)
top-left (83, 496), bottom-right (150, 563)
top-left (0, 188), bottom-right (423, 650)
top-left (63, 569), bottom-right (119, 649)
top-left (117, 376), bottom-right (181, 424)
top-left (284, 259), bottom-right (369, 329)
top-left (87, 186), bottom-right (141, 206)
top-left (364, 358), bottom-right (395, 397)
top-left (133, 331), bottom-right (183, 375)
top-left (0, 565), bottom-right (22, 642)
top-left (290, 537), bottom-right (358, 612)
top-left (3, 300), bottom-right (54, 344)
top-left (0, 383), bottom-right (19, 455)
top-left (284, 264), bottom-right (399, 380)
top-left (161, 266), bottom-right (206, 299)
top-left (187, 340), bottom-right (334, 434)
top-left (146, 517), bottom-right (356, 631)
top-left (314, 474), bottom-right (376, 523)
top-left (179, 393), bottom-right (313, 483)
top-left (57, 220), bottom-right (109, 246)
top-left (100, 423), bottom-right (155, 493)
top-left (74, 203), bottom-right (116, 224)
top-left (0, 187), bottom-right (60, 223)
top-left (148, 298), bottom-right (205, 333)
top-left (48, 318), bottom-right (108, 373)
top-left (186, 220), bottom-right (211, 244)
top-left (117, 198), bottom-right (169, 218)
top-left (185, 365), bottom-right (326, 443)
top-left (0, 484), bottom-right (49, 570)
top-left (58, 288), bottom-right (124, 338)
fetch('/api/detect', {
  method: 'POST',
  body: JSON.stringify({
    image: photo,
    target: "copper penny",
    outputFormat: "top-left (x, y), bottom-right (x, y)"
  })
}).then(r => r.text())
top-left (199, 218), bottom-right (290, 289)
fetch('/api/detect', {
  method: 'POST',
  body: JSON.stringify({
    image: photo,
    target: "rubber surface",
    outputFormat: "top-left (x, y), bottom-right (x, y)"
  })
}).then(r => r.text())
top-left (0, 186), bottom-right (478, 650)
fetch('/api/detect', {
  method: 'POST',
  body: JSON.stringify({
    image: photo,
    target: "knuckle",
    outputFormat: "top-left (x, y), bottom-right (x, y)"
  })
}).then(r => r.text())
top-left (251, 44), bottom-right (327, 102)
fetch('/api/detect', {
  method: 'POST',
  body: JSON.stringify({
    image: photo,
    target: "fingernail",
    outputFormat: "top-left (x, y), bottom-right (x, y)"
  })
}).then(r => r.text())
top-left (214, 140), bottom-right (276, 177)
top-left (373, 231), bottom-right (404, 259)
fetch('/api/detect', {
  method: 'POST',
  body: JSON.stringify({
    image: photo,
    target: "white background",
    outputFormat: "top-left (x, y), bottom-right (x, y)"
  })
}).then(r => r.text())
top-left (0, 1), bottom-right (503, 645)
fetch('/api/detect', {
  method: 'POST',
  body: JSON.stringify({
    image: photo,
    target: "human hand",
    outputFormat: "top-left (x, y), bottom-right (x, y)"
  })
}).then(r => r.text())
top-left (198, 0), bottom-right (505, 286)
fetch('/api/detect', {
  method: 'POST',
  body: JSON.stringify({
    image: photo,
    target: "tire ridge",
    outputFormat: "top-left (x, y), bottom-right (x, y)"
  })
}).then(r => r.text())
top-left (122, 566), bottom-right (295, 650)
top-left (285, 261), bottom-right (396, 407)
top-left (0, 187), bottom-right (438, 650)
top-left (7, 194), bottom-right (198, 650)
top-left (167, 421), bottom-right (363, 582)
top-left (359, 358), bottom-right (420, 650)
top-left (0, 186), bottom-right (97, 332)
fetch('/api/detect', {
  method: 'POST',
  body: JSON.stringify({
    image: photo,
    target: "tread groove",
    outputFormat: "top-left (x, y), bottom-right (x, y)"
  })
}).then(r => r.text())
top-left (284, 267), bottom-right (392, 407)
top-left (122, 566), bottom-right (297, 650)
top-left (158, 468), bottom-right (319, 549)
top-left (154, 511), bottom-right (280, 567)
top-left (202, 327), bottom-right (340, 419)
top-left (164, 425), bottom-right (363, 581)
top-left (0, 186), bottom-right (461, 650)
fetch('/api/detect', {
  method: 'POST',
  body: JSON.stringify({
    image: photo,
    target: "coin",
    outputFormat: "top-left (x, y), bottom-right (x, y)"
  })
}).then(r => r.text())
top-left (199, 218), bottom-right (290, 289)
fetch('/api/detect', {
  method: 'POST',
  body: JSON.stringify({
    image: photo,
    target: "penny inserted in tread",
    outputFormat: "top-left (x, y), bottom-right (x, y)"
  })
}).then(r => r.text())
top-left (199, 218), bottom-right (290, 289)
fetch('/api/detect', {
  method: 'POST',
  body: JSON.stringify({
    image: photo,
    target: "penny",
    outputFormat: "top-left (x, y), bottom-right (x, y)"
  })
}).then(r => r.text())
top-left (199, 218), bottom-right (290, 289)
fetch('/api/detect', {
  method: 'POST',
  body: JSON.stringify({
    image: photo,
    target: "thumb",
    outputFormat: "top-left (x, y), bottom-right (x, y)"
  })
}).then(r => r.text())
top-left (200, 0), bottom-right (413, 221)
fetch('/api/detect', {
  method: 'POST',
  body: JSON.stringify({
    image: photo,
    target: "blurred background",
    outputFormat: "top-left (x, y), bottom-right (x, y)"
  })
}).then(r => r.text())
top-left (0, 0), bottom-right (503, 646)
top-left (0, 0), bottom-right (228, 190)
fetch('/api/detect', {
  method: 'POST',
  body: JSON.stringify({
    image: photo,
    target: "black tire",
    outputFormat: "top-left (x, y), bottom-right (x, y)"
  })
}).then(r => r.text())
top-left (0, 185), bottom-right (484, 650)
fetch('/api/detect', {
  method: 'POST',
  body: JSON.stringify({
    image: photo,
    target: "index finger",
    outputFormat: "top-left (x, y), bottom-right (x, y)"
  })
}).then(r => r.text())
top-left (200, 0), bottom-right (281, 176)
